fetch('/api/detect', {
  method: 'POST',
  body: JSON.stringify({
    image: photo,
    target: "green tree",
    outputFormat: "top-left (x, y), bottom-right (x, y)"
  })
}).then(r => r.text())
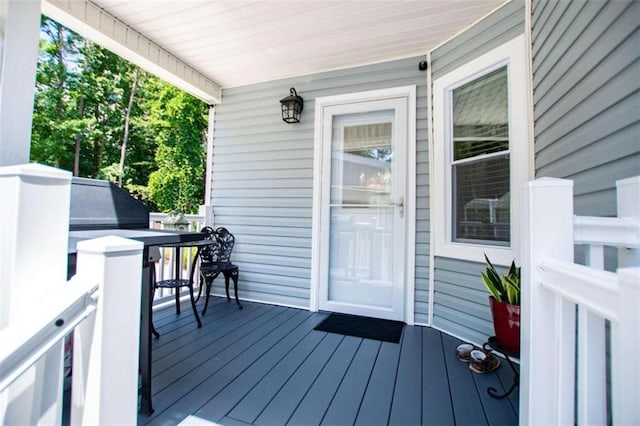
top-left (145, 81), bottom-right (207, 213)
top-left (31, 17), bottom-right (82, 170)
top-left (31, 16), bottom-right (207, 213)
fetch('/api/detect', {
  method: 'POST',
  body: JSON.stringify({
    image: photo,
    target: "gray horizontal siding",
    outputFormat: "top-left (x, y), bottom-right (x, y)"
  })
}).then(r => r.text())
top-left (211, 56), bottom-right (430, 319)
top-left (431, 0), bottom-right (525, 80)
top-left (432, 257), bottom-right (505, 345)
top-left (533, 0), bottom-right (640, 216)
top-left (428, 1), bottom-right (524, 343)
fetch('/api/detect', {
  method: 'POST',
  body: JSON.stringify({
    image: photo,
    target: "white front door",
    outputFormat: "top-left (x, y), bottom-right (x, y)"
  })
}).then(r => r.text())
top-left (313, 89), bottom-right (413, 321)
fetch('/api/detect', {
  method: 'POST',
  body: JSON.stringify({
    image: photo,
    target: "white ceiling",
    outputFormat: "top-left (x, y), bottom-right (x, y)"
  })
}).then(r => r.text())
top-left (89, 0), bottom-right (505, 89)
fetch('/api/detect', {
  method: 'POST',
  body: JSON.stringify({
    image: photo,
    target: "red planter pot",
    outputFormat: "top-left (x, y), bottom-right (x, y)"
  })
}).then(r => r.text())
top-left (489, 296), bottom-right (520, 356)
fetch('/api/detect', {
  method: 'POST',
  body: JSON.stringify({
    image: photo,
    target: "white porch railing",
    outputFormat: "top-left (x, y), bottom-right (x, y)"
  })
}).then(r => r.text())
top-left (520, 176), bottom-right (640, 425)
top-left (148, 211), bottom-right (207, 304)
top-left (0, 164), bottom-right (143, 425)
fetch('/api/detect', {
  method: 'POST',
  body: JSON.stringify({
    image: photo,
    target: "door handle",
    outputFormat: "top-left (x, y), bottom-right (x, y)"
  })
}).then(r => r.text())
top-left (394, 196), bottom-right (404, 219)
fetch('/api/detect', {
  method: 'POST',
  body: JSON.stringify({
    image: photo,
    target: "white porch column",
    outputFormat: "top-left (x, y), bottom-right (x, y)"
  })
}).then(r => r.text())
top-left (0, 0), bottom-right (41, 166)
top-left (201, 104), bottom-right (216, 227)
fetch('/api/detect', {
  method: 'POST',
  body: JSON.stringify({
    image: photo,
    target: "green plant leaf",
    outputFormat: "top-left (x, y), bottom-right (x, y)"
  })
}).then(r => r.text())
top-left (482, 254), bottom-right (521, 305)
top-left (487, 266), bottom-right (505, 297)
top-left (503, 274), bottom-right (521, 305)
top-left (481, 271), bottom-right (502, 300)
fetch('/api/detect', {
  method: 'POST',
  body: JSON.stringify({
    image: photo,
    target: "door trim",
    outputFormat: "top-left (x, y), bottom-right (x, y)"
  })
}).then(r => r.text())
top-left (310, 85), bottom-right (416, 325)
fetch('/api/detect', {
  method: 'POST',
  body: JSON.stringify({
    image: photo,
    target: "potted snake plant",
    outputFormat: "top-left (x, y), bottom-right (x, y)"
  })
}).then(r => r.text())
top-left (481, 254), bottom-right (521, 356)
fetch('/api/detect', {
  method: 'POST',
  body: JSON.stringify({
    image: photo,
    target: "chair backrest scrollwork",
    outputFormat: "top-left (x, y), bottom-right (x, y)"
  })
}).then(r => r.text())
top-left (198, 226), bottom-right (235, 266)
top-left (214, 227), bottom-right (235, 265)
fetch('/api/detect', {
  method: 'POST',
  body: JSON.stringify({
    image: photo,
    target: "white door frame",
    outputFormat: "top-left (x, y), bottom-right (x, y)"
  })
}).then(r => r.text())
top-left (310, 86), bottom-right (416, 325)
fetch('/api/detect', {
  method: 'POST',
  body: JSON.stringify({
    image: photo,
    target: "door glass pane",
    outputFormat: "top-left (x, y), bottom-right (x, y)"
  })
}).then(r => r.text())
top-left (451, 66), bottom-right (510, 245)
top-left (328, 110), bottom-right (395, 307)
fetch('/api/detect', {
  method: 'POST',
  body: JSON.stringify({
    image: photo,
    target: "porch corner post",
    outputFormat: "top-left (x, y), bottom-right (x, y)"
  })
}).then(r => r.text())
top-left (71, 236), bottom-right (143, 426)
top-left (0, 0), bottom-right (41, 166)
top-left (203, 104), bottom-right (216, 225)
top-left (612, 176), bottom-right (640, 424)
top-left (611, 267), bottom-right (640, 425)
top-left (520, 178), bottom-right (574, 425)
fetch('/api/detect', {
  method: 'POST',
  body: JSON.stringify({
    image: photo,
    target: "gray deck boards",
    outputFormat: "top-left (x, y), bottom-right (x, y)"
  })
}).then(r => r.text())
top-left (141, 298), bottom-right (519, 425)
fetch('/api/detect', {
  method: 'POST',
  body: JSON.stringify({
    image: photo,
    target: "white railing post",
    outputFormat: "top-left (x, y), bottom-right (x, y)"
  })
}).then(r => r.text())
top-left (0, 163), bottom-right (71, 425)
top-left (612, 176), bottom-right (640, 423)
top-left (616, 176), bottom-right (640, 268)
top-left (611, 267), bottom-right (640, 425)
top-left (520, 177), bottom-right (575, 425)
top-left (199, 204), bottom-right (214, 227)
top-left (71, 236), bottom-right (143, 425)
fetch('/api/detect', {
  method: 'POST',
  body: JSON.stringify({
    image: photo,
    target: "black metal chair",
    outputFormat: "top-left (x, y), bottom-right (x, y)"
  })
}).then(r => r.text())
top-left (198, 226), bottom-right (242, 314)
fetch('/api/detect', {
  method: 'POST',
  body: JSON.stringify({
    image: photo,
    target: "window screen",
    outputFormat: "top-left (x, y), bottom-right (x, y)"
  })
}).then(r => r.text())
top-left (451, 66), bottom-right (510, 245)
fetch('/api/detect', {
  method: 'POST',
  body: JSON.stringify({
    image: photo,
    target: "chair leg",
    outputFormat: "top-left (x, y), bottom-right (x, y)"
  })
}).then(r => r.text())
top-left (231, 270), bottom-right (242, 309)
top-left (194, 275), bottom-right (204, 303)
top-left (224, 270), bottom-right (242, 310)
top-left (202, 279), bottom-right (213, 315)
top-left (224, 274), bottom-right (231, 302)
top-left (188, 284), bottom-right (202, 328)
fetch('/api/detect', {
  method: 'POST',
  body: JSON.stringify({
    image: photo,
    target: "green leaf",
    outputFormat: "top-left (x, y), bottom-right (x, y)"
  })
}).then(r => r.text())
top-left (482, 254), bottom-right (521, 305)
top-left (481, 272), bottom-right (502, 300)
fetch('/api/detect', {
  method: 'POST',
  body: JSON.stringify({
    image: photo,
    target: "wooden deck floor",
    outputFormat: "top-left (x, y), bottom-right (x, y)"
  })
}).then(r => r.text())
top-left (140, 297), bottom-right (519, 426)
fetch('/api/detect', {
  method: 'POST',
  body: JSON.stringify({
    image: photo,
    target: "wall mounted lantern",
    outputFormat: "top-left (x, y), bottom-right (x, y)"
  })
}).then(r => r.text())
top-left (280, 87), bottom-right (304, 123)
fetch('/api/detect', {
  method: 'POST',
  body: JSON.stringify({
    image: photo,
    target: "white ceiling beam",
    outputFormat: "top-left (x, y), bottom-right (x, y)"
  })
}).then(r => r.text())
top-left (42, 0), bottom-right (221, 104)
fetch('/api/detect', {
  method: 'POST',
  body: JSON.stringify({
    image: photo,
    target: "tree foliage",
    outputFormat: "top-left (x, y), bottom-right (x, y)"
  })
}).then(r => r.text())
top-left (31, 16), bottom-right (207, 213)
top-left (145, 80), bottom-right (207, 213)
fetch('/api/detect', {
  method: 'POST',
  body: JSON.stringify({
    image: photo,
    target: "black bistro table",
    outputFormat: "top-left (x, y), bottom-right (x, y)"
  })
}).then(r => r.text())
top-left (152, 238), bottom-right (219, 333)
top-left (68, 228), bottom-right (208, 415)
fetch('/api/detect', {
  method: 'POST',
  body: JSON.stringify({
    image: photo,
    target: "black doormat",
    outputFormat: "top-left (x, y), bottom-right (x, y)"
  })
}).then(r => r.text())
top-left (314, 313), bottom-right (404, 343)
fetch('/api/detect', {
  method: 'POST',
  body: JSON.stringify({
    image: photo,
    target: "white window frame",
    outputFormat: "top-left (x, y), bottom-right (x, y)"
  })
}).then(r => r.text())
top-left (433, 35), bottom-right (530, 266)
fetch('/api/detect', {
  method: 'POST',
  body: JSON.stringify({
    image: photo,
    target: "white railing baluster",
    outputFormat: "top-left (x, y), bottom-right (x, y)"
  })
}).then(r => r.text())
top-left (71, 235), bottom-right (143, 425)
top-left (577, 308), bottom-right (606, 425)
top-left (555, 294), bottom-right (576, 425)
top-left (577, 245), bottom-right (606, 425)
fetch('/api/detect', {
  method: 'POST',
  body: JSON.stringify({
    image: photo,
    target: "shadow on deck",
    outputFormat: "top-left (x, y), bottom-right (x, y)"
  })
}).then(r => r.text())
top-left (140, 297), bottom-right (519, 425)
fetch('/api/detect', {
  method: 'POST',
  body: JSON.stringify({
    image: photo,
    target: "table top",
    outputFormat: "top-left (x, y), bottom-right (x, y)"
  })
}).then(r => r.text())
top-left (159, 239), bottom-right (214, 248)
top-left (68, 228), bottom-right (206, 254)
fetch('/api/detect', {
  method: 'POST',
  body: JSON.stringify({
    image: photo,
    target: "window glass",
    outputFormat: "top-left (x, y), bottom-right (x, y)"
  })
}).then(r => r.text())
top-left (330, 115), bottom-right (394, 205)
top-left (451, 66), bottom-right (510, 245)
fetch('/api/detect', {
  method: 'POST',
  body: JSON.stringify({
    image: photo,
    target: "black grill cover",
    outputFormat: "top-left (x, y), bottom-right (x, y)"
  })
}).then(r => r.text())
top-left (69, 177), bottom-right (149, 230)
